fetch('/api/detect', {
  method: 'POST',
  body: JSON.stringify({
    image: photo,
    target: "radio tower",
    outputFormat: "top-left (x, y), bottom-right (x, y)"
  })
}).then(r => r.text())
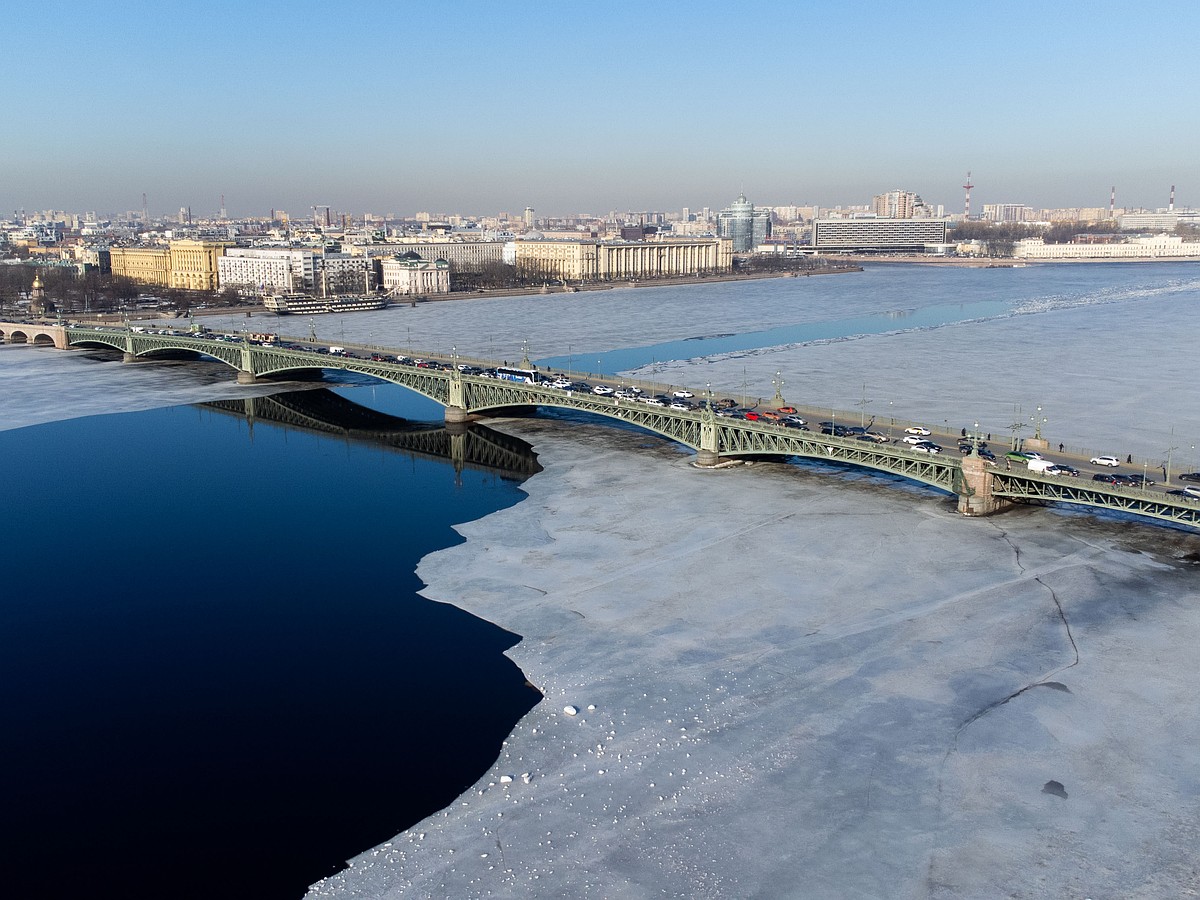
top-left (962, 171), bottom-right (974, 220)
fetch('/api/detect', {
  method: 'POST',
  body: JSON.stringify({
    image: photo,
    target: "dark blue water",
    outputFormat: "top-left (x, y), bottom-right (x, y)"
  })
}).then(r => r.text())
top-left (0, 388), bottom-right (541, 899)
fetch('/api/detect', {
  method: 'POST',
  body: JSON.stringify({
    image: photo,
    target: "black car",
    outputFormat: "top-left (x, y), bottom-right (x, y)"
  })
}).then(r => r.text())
top-left (1180, 472), bottom-right (1200, 483)
top-left (1092, 473), bottom-right (1121, 484)
top-left (1049, 464), bottom-right (1079, 477)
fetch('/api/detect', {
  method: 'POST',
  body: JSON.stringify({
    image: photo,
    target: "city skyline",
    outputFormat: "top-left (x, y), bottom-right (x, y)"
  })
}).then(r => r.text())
top-left (6, 1), bottom-right (1198, 218)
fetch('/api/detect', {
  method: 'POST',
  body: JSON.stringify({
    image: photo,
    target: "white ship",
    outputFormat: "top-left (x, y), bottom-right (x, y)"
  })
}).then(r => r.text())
top-left (263, 294), bottom-right (389, 315)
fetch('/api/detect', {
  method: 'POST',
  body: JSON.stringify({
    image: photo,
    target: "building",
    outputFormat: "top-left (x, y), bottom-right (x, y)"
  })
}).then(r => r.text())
top-left (167, 239), bottom-right (229, 291)
top-left (380, 255), bottom-right (450, 295)
top-left (982, 204), bottom-right (1035, 223)
top-left (219, 247), bottom-right (316, 294)
top-left (1013, 234), bottom-right (1200, 260)
top-left (109, 246), bottom-right (171, 286)
top-left (352, 240), bottom-right (505, 273)
top-left (810, 218), bottom-right (949, 253)
top-left (717, 194), bottom-right (771, 252)
top-left (510, 237), bottom-right (731, 281)
top-left (871, 190), bottom-right (926, 219)
top-left (1116, 211), bottom-right (1200, 231)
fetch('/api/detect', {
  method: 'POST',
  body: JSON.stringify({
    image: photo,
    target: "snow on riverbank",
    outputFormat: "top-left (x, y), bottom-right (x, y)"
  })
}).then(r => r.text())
top-left (311, 417), bottom-right (1200, 898)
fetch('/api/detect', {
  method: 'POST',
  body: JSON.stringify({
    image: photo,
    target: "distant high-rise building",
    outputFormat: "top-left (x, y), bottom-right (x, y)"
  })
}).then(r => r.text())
top-left (872, 190), bottom-right (926, 219)
top-left (523, 207), bottom-right (535, 229)
top-left (717, 193), bottom-right (771, 252)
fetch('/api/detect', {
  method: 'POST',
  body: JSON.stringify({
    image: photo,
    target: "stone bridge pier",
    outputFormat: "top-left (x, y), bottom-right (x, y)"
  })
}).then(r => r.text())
top-left (957, 453), bottom-right (1014, 516)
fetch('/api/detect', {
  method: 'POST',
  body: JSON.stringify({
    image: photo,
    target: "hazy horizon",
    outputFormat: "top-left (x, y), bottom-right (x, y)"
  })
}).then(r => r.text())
top-left (6, 1), bottom-right (1198, 219)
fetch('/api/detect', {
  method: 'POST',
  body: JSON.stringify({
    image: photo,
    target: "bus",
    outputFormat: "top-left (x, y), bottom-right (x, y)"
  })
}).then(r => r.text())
top-left (494, 366), bottom-right (542, 384)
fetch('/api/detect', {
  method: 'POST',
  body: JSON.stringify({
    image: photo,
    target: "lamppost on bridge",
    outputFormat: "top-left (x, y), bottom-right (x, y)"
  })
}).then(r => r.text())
top-left (857, 383), bottom-right (872, 429)
top-left (772, 371), bottom-right (785, 406)
top-left (1030, 405), bottom-right (1047, 441)
top-left (568, 344), bottom-right (572, 379)
top-left (521, 339), bottom-right (531, 370)
top-left (1165, 428), bottom-right (1178, 485)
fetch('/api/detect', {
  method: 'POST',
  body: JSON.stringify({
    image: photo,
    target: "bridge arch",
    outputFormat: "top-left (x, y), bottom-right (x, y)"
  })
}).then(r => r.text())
top-left (6, 330), bottom-right (30, 344)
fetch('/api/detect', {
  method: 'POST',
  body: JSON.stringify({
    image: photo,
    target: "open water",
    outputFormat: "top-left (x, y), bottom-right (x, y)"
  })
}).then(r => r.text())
top-left (0, 388), bottom-right (541, 899)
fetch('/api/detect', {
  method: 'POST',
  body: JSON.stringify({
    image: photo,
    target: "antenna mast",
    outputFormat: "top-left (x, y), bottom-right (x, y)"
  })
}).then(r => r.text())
top-left (962, 171), bottom-right (974, 220)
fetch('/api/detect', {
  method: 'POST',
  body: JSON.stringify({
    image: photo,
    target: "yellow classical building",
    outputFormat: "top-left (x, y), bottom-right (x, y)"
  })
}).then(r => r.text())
top-left (512, 237), bottom-right (731, 281)
top-left (110, 246), bottom-right (171, 286)
top-left (109, 240), bottom-right (230, 291)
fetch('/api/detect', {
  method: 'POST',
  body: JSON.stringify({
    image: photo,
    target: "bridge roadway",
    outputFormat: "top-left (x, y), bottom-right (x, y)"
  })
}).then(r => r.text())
top-left (8, 321), bottom-right (1199, 531)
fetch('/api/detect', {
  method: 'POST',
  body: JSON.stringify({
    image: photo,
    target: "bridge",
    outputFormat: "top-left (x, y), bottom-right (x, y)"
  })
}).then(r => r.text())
top-left (5, 321), bottom-right (1200, 531)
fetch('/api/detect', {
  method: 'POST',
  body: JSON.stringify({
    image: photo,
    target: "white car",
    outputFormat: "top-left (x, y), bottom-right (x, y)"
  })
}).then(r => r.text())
top-left (911, 442), bottom-right (941, 453)
top-left (592, 385), bottom-right (615, 395)
top-left (672, 390), bottom-right (694, 399)
top-left (1090, 455), bottom-right (1121, 467)
top-left (904, 426), bottom-right (931, 436)
top-left (902, 435), bottom-right (926, 444)
top-left (1184, 485), bottom-right (1200, 498)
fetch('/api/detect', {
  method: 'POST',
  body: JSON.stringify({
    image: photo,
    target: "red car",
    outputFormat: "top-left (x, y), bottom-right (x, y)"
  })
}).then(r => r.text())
top-left (743, 411), bottom-right (761, 421)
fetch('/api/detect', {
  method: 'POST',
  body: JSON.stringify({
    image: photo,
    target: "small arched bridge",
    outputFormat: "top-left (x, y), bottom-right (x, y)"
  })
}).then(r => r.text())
top-left (7, 322), bottom-right (1199, 531)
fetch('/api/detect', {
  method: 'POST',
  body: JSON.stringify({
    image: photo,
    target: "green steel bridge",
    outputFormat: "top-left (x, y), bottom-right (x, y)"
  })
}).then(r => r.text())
top-left (6, 321), bottom-right (1199, 531)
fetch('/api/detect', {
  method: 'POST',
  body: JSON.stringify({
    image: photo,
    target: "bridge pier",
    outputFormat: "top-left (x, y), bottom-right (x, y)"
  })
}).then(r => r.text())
top-left (237, 370), bottom-right (258, 384)
top-left (957, 453), bottom-right (1015, 517)
top-left (122, 352), bottom-right (139, 363)
top-left (445, 405), bottom-right (470, 424)
top-left (694, 448), bottom-right (723, 467)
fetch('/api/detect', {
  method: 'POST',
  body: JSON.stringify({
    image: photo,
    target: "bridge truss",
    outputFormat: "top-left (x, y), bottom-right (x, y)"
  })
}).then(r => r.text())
top-left (62, 325), bottom-right (1200, 530)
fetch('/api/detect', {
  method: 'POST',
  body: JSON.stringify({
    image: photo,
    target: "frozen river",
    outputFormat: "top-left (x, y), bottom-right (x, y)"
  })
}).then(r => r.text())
top-left (8, 261), bottom-right (1200, 897)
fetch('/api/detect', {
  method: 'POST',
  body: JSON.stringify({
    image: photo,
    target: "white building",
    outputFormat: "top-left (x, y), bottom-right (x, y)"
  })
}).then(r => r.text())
top-left (218, 247), bottom-right (316, 293)
top-left (352, 240), bottom-right (505, 273)
top-left (1012, 234), bottom-right (1200, 259)
top-left (380, 256), bottom-right (450, 295)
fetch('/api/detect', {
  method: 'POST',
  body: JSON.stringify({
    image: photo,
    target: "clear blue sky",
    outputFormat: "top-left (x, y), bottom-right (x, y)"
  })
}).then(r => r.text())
top-left (5, 0), bottom-right (1197, 218)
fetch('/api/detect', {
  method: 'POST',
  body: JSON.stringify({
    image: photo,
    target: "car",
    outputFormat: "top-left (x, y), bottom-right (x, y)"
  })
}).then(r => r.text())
top-left (782, 415), bottom-right (806, 426)
top-left (911, 441), bottom-right (942, 453)
top-left (592, 385), bottom-right (614, 395)
top-left (1180, 472), bottom-right (1200, 483)
top-left (1092, 473), bottom-right (1121, 484)
top-left (642, 396), bottom-right (666, 406)
top-left (902, 434), bottom-right (927, 444)
top-left (1023, 451), bottom-right (1044, 461)
top-left (672, 390), bottom-right (694, 399)
top-left (777, 406), bottom-right (797, 415)
top-left (669, 401), bottom-right (692, 411)
top-left (978, 449), bottom-right (996, 461)
top-left (904, 426), bottom-right (931, 436)
top-left (743, 411), bottom-right (761, 421)
top-left (1005, 450), bottom-right (1032, 462)
top-left (1047, 465), bottom-right (1079, 477)
top-left (1091, 455), bottom-right (1121, 467)
top-left (1183, 486), bottom-right (1200, 498)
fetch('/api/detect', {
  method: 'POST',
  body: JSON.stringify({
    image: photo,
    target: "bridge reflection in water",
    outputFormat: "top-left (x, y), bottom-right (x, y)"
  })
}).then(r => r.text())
top-left (200, 389), bottom-right (542, 483)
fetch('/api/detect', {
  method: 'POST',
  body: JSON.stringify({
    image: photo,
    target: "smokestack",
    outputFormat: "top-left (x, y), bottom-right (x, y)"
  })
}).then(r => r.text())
top-left (1170, 185), bottom-right (1175, 212)
top-left (1110, 186), bottom-right (1115, 217)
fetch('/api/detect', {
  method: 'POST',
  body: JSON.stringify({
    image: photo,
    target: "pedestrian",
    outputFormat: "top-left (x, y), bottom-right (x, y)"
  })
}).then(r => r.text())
top-left (961, 427), bottom-right (967, 437)
top-left (1163, 465), bottom-right (1168, 480)
top-left (987, 433), bottom-right (991, 441)
top-left (1059, 443), bottom-right (1064, 453)
top-left (1127, 454), bottom-right (1132, 463)
top-left (1005, 460), bottom-right (1011, 471)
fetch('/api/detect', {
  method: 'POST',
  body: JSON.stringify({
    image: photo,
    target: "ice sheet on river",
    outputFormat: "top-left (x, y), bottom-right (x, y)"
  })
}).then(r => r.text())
top-left (311, 420), bottom-right (1200, 898)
